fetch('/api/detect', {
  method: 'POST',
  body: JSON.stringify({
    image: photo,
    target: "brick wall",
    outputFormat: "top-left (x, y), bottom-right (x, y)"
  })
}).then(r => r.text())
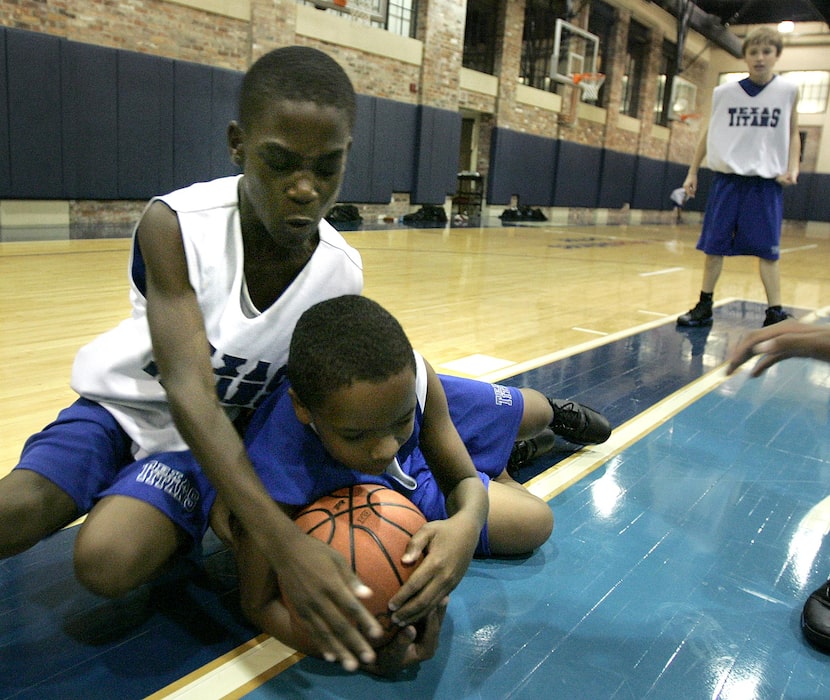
top-left (0, 0), bottom-right (720, 227)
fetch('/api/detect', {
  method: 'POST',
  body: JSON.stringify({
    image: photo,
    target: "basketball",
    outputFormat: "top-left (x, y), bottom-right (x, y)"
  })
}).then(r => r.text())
top-left (291, 484), bottom-right (427, 647)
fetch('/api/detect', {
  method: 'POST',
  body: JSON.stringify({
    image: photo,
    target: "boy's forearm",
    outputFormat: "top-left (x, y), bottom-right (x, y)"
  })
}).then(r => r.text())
top-left (167, 386), bottom-right (304, 562)
top-left (687, 127), bottom-right (708, 175)
top-left (443, 475), bottom-right (488, 533)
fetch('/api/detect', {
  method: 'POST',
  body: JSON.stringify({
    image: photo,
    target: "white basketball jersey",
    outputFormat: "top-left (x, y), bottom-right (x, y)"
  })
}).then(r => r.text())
top-left (706, 76), bottom-right (798, 179)
top-left (71, 175), bottom-right (364, 457)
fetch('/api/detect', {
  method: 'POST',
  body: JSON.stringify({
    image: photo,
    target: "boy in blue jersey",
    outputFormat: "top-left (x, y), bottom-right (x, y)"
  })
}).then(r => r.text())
top-left (143, 295), bottom-right (610, 674)
top-left (223, 295), bottom-right (614, 673)
top-left (678, 26), bottom-right (800, 328)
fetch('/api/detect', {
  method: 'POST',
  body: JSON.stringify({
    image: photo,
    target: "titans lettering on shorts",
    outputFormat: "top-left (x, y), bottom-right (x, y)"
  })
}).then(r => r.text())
top-left (726, 106), bottom-right (781, 127)
top-left (136, 459), bottom-right (200, 512)
top-left (142, 346), bottom-right (288, 409)
top-left (493, 384), bottom-right (514, 406)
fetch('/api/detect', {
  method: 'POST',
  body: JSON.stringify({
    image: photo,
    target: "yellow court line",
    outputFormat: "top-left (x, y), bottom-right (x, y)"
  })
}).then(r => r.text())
top-left (525, 303), bottom-right (830, 503)
top-left (475, 297), bottom-right (742, 384)
top-left (525, 364), bottom-right (733, 502)
top-left (147, 635), bottom-right (302, 699)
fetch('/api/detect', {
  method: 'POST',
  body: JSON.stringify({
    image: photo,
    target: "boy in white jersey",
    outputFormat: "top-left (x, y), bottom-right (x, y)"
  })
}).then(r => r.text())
top-left (678, 27), bottom-right (800, 329)
top-left (0, 45), bottom-right (612, 672)
top-left (0, 46), bottom-right (397, 671)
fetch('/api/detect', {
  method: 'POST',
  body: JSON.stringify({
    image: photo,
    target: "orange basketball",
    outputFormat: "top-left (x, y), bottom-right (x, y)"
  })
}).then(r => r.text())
top-left (292, 484), bottom-right (426, 647)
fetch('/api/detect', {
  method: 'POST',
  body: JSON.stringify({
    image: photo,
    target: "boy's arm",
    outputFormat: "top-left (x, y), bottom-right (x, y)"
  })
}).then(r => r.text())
top-left (232, 509), bottom-right (322, 656)
top-left (387, 362), bottom-right (487, 626)
top-left (779, 91), bottom-right (801, 186)
top-left (683, 123), bottom-right (708, 198)
top-left (137, 202), bottom-right (381, 670)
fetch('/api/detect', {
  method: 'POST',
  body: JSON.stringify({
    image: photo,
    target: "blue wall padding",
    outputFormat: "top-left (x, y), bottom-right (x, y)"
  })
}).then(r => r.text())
top-left (61, 41), bottom-right (119, 199)
top-left (597, 149), bottom-right (635, 209)
top-left (6, 29), bottom-right (63, 198)
top-left (411, 106), bottom-right (461, 204)
top-left (487, 128), bottom-right (558, 205)
top-left (340, 94), bottom-right (376, 203)
top-left (807, 174), bottom-right (830, 222)
top-left (385, 99), bottom-right (418, 194)
top-left (172, 61), bottom-right (215, 190)
top-left (340, 94), bottom-right (422, 204)
top-left (0, 29), bottom-right (9, 195)
top-left (117, 51), bottom-right (176, 198)
top-left (631, 155), bottom-right (667, 210)
top-left (663, 161), bottom-right (688, 209)
top-left (210, 67), bottom-right (244, 180)
top-left (554, 140), bottom-right (601, 207)
top-left (1, 24), bottom-right (828, 223)
top-left (784, 171), bottom-right (810, 221)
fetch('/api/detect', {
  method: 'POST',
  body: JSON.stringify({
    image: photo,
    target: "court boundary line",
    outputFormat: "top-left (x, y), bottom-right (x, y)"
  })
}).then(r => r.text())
top-left (475, 297), bottom-right (743, 383)
top-left (524, 364), bottom-right (731, 502)
top-left (524, 304), bottom-right (830, 502)
top-left (147, 634), bottom-right (302, 699)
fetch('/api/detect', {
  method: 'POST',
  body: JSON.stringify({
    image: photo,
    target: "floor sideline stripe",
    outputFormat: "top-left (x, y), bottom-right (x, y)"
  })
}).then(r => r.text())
top-left (475, 298), bottom-right (742, 383)
top-left (147, 635), bottom-right (301, 699)
top-left (525, 364), bottom-right (733, 502)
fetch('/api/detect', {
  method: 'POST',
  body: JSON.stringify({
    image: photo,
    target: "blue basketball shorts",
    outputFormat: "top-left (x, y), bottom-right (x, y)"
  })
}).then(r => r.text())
top-left (403, 377), bottom-right (525, 556)
top-left (697, 173), bottom-right (783, 260)
top-left (15, 398), bottom-right (213, 547)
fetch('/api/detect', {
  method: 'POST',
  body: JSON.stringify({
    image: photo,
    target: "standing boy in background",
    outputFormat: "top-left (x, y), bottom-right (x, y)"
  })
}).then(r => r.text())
top-left (678, 27), bottom-right (800, 329)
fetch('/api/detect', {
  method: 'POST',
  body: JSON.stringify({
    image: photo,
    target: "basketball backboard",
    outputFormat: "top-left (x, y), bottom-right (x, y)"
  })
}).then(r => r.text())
top-left (550, 18), bottom-right (600, 85)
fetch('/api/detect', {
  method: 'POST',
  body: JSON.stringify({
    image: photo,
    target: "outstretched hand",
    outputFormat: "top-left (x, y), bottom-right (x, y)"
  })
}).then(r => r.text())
top-left (726, 320), bottom-right (830, 378)
top-left (276, 533), bottom-right (384, 671)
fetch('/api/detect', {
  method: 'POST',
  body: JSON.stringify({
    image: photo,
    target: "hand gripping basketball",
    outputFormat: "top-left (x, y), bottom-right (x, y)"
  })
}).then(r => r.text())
top-left (291, 484), bottom-right (427, 647)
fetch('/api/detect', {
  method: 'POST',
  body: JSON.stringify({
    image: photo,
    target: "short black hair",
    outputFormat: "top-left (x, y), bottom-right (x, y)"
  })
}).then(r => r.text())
top-left (288, 295), bottom-right (416, 411)
top-left (238, 45), bottom-right (356, 131)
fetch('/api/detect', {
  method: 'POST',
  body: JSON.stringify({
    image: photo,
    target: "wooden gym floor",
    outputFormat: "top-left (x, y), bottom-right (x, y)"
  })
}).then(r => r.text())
top-left (3, 218), bottom-right (830, 698)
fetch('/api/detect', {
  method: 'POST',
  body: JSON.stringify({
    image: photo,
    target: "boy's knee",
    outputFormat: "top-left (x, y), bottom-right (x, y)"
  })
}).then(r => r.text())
top-left (529, 503), bottom-right (554, 550)
top-left (0, 470), bottom-right (78, 557)
top-left (74, 532), bottom-right (141, 598)
top-left (74, 496), bottom-right (185, 597)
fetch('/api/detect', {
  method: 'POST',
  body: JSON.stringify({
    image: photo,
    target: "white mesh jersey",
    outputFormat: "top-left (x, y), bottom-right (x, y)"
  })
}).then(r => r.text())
top-left (706, 76), bottom-right (798, 179)
top-left (71, 175), bottom-right (364, 457)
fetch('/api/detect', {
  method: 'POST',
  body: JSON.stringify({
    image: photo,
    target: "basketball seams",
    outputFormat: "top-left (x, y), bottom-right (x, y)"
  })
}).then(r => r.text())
top-left (292, 484), bottom-right (426, 646)
top-left (350, 525), bottom-right (403, 584)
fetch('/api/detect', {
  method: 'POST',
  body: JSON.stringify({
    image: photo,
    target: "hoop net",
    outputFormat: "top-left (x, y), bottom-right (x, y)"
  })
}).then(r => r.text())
top-left (573, 72), bottom-right (605, 101)
top-left (678, 113), bottom-right (702, 126)
top-left (333, 0), bottom-right (377, 24)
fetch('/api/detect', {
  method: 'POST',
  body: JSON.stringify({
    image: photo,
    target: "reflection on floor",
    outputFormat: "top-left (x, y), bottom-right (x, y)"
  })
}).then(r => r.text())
top-left (4, 301), bottom-right (830, 700)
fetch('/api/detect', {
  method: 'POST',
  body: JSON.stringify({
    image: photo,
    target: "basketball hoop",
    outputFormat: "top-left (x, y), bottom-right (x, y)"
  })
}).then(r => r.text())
top-left (573, 72), bottom-right (605, 102)
top-left (331, 0), bottom-right (376, 24)
top-left (678, 113), bottom-right (703, 127)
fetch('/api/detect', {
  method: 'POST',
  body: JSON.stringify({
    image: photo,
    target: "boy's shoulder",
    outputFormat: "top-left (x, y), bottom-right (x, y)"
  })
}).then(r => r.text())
top-left (156, 175), bottom-right (242, 215)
